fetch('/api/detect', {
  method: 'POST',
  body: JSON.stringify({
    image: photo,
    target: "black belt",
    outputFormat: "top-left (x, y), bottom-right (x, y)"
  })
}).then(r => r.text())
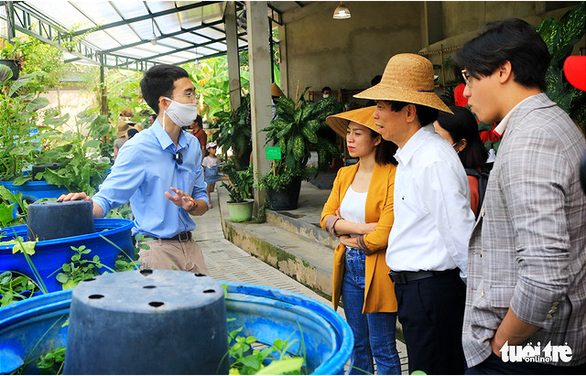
top-left (389, 268), bottom-right (458, 285)
top-left (140, 231), bottom-right (192, 242)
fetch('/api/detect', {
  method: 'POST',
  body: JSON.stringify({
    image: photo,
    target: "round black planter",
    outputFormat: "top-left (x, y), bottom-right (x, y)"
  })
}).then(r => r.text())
top-left (0, 59), bottom-right (21, 80)
top-left (266, 176), bottom-right (302, 211)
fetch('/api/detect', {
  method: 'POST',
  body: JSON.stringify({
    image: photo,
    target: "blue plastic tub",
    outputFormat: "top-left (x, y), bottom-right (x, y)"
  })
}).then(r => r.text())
top-left (0, 219), bottom-right (134, 293)
top-left (0, 180), bottom-right (69, 202)
top-left (0, 180), bottom-right (69, 217)
top-left (0, 280), bottom-right (353, 375)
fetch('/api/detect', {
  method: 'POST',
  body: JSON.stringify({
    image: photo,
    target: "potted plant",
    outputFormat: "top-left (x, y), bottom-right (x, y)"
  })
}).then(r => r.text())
top-left (0, 38), bottom-right (24, 80)
top-left (221, 163), bottom-right (254, 222)
top-left (215, 95), bottom-right (252, 170)
top-left (260, 87), bottom-right (341, 210)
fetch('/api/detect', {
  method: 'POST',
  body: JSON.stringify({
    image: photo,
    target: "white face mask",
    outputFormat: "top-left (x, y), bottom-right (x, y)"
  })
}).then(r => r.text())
top-left (163, 97), bottom-right (198, 128)
top-left (323, 93), bottom-right (330, 98)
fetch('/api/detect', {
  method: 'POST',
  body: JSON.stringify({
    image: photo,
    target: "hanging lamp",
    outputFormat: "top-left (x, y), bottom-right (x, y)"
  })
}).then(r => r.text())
top-left (333, 2), bottom-right (351, 19)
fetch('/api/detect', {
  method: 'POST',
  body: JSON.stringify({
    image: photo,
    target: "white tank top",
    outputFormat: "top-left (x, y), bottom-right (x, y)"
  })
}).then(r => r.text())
top-left (339, 185), bottom-right (368, 238)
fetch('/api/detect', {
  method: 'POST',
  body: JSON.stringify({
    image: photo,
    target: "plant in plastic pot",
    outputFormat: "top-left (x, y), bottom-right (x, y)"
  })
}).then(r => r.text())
top-left (261, 87), bottom-right (341, 210)
top-left (221, 163), bottom-right (254, 222)
top-left (0, 38), bottom-right (24, 80)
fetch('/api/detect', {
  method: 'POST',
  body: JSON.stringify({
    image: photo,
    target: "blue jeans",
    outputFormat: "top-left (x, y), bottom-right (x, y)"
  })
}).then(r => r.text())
top-left (342, 248), bottom-right (401, 375)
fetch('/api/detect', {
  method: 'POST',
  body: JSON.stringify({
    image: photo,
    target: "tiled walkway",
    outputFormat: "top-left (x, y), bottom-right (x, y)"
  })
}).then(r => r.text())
top-left (192, 191), bottom-right (409, 374)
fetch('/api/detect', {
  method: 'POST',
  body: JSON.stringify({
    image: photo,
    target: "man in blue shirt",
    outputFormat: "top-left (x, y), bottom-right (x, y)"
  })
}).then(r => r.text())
top-left (59, 64), bottom-right (210, 273)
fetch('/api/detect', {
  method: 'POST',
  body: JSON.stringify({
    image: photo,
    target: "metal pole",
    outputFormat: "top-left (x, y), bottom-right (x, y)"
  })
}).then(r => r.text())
top-left (6, 1), bottom-right (15, 40)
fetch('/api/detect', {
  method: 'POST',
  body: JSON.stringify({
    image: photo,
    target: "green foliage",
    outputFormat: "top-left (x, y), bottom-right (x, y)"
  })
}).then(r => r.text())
top-left (263, 87), bottom-right (342, 180)
top-left (536, 1), bottom-right (586, 132)
top-left (184, 55), bottom-right (251, 120)
top-left (49, 245), bottom-right (115, 290)
top-left (36, 346), bottom-right (66, 375)
top-left (215, 95), bottom-right (252, 169)
top-left (0, 271), bottom-right (40, 307)
top-left (259, 168), bottom-right (309, 191)
top-left (221, 163), bottom-right (253, 203)
top-left (0, 71), bottom-right (68, 181)
top-left (36, 111), bottom-right (111, 195)
top-left (0, 185), bottom-right (27, 227)
top-left (227, 326), bottom-right (306, 375)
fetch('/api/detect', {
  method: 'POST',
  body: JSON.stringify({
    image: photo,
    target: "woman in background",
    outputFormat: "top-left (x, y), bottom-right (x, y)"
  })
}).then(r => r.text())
top-left (434, 105), bottom-right (488, 217)
top-left (321, 106), bottom-right (400, 375)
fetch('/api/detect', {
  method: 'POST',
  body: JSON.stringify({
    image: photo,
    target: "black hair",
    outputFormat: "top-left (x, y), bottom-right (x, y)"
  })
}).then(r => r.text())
top-left (126, 128), bottom-right (139, 139)
top-left (385, 100), bottom-right (439, 126)
top-left (149, 114), bottom-right (157, 120)
top-left (436, 106), bottom-right (488, 170)
top-left (322, 86), bottom-right (332, 93)
top-left (454, 18), bottom-right (549, 91)
top-left (140, 64), bottom-right (190, 114)
top-left (369, 129), bottom-right (398, 166)
top-left (371, 75), bottom-right (382, 86)
top-left (194, 114), bottom-right (203, 125)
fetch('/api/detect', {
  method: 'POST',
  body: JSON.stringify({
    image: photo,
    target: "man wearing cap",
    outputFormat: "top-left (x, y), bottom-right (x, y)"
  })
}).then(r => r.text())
top-left (455, 19), bottom-right (586, 374)
top-left (59, 64), bottom-right (210, 274)
top-left (355, 53), bottom-right (475, 374)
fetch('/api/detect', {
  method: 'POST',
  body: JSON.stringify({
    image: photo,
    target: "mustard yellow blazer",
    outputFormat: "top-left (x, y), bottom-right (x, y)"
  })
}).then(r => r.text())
top-left (320, 162), bottom-right (398, 313)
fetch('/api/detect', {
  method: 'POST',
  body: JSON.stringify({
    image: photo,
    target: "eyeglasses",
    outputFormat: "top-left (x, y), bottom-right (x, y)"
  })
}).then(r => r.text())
top-left (173, 151), bottom-right (183, 165)
top-left (461, 69), bottom-right (472, 87)
top-left (169, 92), bottom-right (199, 102)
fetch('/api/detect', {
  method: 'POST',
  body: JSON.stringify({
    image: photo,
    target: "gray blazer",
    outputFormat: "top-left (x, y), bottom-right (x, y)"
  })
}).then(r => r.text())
top-left (463, 93), bottom-right (586, 367)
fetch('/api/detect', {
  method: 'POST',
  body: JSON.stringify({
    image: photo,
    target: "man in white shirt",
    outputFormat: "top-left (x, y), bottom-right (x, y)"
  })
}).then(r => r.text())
top-left (355, 53), bottom-right (475, 374)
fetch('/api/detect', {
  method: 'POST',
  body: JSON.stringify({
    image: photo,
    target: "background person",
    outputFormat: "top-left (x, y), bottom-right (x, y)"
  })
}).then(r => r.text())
top-left (190, 114), bottom-right (207, 161)
top-left (355, 53), bottom-right (475, 375)
top-left (202, 142), bottom-right (226, 209)
top-left (455, 18), bottom-right (586, 374)
top-left (59, 64), bottom-right (210, 274)
top-left (434, 106), bottom-right (488, 217)
top-left (321, 106), bottom-right (401, 375)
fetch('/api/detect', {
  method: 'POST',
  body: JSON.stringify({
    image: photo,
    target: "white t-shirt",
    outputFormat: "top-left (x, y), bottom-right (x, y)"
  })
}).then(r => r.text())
top-left (202, 156), bottom-right (219, 169)
top-left (339, 185), bottom-right (368, 239)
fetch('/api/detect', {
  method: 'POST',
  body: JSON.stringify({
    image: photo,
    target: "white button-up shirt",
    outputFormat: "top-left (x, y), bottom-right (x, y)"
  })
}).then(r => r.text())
top-left (386, 124), bottom-right (475, 278)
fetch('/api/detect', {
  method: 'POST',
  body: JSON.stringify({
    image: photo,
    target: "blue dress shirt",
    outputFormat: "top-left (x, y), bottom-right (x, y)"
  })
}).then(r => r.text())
top-left (93, 120), bottom-right (208, 238)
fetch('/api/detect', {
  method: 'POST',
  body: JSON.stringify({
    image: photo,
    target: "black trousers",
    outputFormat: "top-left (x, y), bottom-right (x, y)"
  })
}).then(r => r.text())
top-left (394, 269), bottom-right (466, 375)
top-left (466, 352), bottom-right (586, 375)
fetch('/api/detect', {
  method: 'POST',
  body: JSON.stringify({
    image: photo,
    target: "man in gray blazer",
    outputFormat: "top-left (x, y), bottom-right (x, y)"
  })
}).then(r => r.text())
top-left (455, 18), bottom-right (586, 374)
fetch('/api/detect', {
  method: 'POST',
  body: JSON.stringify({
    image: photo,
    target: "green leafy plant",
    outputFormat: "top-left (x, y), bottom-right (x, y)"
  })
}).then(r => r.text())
top-left (221, 162), bottom-right (253, 203)
top-left (0, 185), bottom-right (28, 226)
top-left (536, 1), bottom-right (586, 133)
top-left (0, 270), bottom-right (40, 307)
top-left (262, 87), bottom-right (342, 186)
top-left (215, 95), bottom-right (252, 170)
top-left (0, 68), bottom-right (68, 182)
top-left (48, 245), bottom-right (115, 290)
top-left (36, 346), bottom-right (66, 375)
top-left (226, 326), bottom-right (306, 375)
top-left (1, 230), bottom-right (48, 294)
top-left (37, 110), bottom-right (111, 195)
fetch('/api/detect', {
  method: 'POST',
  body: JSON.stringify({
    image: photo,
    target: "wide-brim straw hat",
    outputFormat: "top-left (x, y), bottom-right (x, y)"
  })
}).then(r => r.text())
top-left (326, 106), bottom-right (377, 138)
top-left (271, 83), bottom-right (285, 97)
top-left (115, 121), bottom-right (132, 137)
top-left (355, 53), bottom-right (452, 114)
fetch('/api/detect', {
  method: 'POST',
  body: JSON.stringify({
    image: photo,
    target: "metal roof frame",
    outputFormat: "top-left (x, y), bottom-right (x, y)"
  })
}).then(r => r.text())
top-left (0, 1), bottom-right (283, 71)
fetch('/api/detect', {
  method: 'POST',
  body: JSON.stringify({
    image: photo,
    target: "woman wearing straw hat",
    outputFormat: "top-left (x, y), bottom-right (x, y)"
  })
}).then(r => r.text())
top-left (113, 120), bottom-right (134, 159)
top-left (320, 106), bottom-right (401, 375)
top-left (354, 53), bottom-right (475, 374)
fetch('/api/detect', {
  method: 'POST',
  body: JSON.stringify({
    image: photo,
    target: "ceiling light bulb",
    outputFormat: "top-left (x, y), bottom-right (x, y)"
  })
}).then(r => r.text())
top-left (333, 4), bottom-right (351, 19)
top-left (149, 32), bottom-right (157, 45)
